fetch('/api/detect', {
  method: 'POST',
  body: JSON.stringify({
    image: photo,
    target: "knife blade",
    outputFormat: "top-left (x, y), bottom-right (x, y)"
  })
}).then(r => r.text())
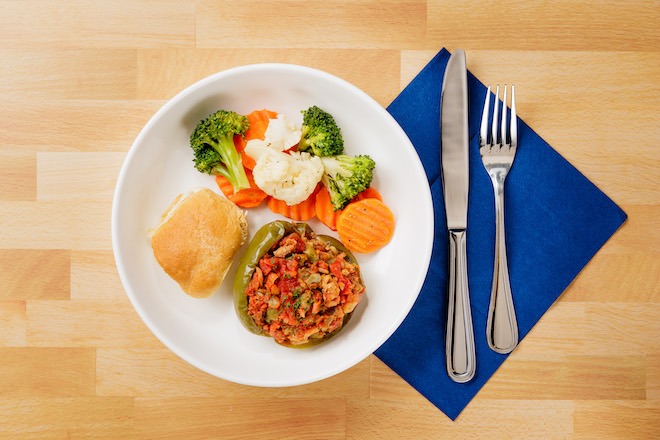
top-left (440, 49), bottom-right (476, 383)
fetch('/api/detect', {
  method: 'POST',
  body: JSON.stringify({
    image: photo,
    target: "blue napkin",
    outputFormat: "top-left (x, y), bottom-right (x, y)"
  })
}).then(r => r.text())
top-left (374, 48), bottom-right (627, 420)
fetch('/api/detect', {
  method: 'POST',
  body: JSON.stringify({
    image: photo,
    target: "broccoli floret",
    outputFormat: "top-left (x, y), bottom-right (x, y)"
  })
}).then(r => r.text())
top-left (297, 106), bottom-right (344, 157)
top-left (190, 109), bottom-right (250, 192)
top-left (320, 154), bottom-right (376, 210)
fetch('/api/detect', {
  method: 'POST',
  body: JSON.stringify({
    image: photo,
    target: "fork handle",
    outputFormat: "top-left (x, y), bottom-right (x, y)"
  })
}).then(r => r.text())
top-left (486, 185), bottom-right (519, 354)
top-left (446, 229), bottom-right (476, 383)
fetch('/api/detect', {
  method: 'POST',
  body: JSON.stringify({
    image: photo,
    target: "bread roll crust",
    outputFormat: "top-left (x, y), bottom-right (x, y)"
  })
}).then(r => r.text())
top-left (151, 188), bottom-right (248, 298)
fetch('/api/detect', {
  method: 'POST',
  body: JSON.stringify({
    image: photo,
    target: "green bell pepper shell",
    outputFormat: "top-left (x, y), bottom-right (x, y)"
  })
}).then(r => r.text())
top-left (233, 220), bottom-right (362, 348)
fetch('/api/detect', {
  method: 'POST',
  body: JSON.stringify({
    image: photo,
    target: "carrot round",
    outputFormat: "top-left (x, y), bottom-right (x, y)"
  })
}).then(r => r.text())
top-left (315, 186), bottom-right (341, 230)
top-left (353, 187), bottom-right (382, 202)
top-left (245, 109), bottom-right (278, 141)
top-left (233, 135), bottom-right (256, 170)
top-left (216, 168), bottom-right (268, 208)
top-left (267, 187), bottom-right (318, 221)
top-left (336, 198), bottom-right (395, 253)
top-left (215, 174), bottom-right (234, 198)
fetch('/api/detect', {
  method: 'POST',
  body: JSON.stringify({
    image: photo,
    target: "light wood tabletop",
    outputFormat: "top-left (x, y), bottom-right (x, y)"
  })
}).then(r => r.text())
top-left (1, 1), bottom-right (658, 439)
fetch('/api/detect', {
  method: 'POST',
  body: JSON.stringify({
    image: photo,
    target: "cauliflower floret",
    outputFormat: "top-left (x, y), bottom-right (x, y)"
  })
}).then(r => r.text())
top-left (263, 114), bottom-right (302, 151)
top-left (244, 114), bottom-right (302, 162)
top-left (252, 149), bottom-right (323, 206)
top-left (244, 139), bottom-right (269, 162)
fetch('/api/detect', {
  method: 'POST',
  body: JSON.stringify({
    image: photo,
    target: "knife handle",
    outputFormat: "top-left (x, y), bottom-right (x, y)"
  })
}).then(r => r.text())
top-left (446, 229), bottom-right (476, 383)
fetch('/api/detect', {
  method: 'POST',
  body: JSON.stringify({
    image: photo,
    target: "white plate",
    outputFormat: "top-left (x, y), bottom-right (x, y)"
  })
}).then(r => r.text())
top-left (112, 64), bottom-right (434, 387)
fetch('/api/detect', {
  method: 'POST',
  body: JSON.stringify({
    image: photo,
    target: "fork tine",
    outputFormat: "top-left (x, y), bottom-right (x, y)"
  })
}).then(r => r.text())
top-left (510, 85), bottom-right (517, 148)
top-left (491, 85), bottom-right (500, 146)
top-left (480, 85), bottom-right (491, 145)
top-left (501, 85), bottom-right (508, 146)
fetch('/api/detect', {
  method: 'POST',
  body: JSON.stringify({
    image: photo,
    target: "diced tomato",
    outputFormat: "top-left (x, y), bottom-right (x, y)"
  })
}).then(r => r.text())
top-left (330, 261), bottom-right (343, 279)
top-left (277, 273), bottom-right (299, 295)
top-left (259, 258), bottom-right (274, 275)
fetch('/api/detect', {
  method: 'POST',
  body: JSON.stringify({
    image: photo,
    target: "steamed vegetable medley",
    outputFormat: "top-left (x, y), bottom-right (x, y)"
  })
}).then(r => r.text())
top-left (189, 105), bottom-right (395, 254)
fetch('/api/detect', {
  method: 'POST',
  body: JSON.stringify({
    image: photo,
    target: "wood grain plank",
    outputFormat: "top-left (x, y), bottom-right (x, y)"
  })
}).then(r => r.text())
top-left (136, 48), bottom-right (402, 106)
top-left (134, 396), bottom-right (345, 439)
top-left (0, 201), bottom-right (111, 250)
top-left (581, 303), bottom-right (660, 356)
top-left (370, 351), bottom-right (638, 409)
top-left (478, 355), bottom-right (646, 400)
top-left (37, 152), bottom-right (125, 201)
top-left (0, 249), bottom-right (70, 300)
top-left (27, 300), bottom-right (161, 348)
top-left (596, 205), bottom-right (659, 255)
top-left (0, 0), bottom-right (195, 49)
top-left (456, 400), bottom-right (573, 439)
top-left (574, 400), bottom-right (660, 439)
top-left (0, 347), bottom-right (95, 397)
top-left (0, 397), bottom-right (134, 439)
top-left (0, 100), bottom-right (162, 152)
top-left (648, 354), bottom-right (660, 400)
top-left (0, 49), bottom-right (137, 100)
top-left (508, 302), bottom-right (588, 357)
top-left (96, 348), bottom-right (245, 397)
top-left (511, 301), bottom-right (660, 359)
top-left (0, 151), bottom-right (35, 201)
top-left (564, 252), bottom-right (660, 302)
top-left (400, 50), bottom-right (437, 88)
top-left (0, 301), bottom-right (26, 346)
top-left (368, 355), bottom-right (436, 403)
top-left (96, 349), bottom-right (370, 398)
top-left (70, 251), bottom-right (125, 300)
top-left (427, 1), bottom-right (660, 51)
top-left (196, 0), bottom-right (427, 49)
top-left (348, 394), bottom-right (573, 439)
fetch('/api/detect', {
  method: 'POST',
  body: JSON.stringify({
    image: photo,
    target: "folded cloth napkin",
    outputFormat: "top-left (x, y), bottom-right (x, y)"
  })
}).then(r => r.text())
top-left (374, 48), bottom-right (627, 420)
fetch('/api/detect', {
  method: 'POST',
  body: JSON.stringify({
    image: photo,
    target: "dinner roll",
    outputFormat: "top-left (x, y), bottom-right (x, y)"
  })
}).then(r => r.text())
top-left (151, 188), bottom-right (248, 298)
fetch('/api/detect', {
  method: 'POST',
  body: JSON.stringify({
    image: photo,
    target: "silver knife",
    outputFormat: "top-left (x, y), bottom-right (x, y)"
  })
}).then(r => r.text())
top-left (441, 49), bottom-right (476, 383)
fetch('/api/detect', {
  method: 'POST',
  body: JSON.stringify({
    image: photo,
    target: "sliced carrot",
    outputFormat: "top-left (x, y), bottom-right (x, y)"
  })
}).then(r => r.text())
top-left (215, 168), bottom-right (268, 208)
top-left (245, 109), bottom-right (278, 141)
top-left (336, 198), bottom-right (395, 253)
top-left (267, 186), bottom-right (319, 221)
top-left (315, 186), bottom-right (341, 231)
top-left (233, 135), bottom-right (256, 170)
top-left (240, 147), bottom-right (256, 170)
top-left (353, 187), bottom-right (382, 202)
top-left (215, 174), bottom-right (235, 199)
top-left (229, 186), bottom-right (268, 208)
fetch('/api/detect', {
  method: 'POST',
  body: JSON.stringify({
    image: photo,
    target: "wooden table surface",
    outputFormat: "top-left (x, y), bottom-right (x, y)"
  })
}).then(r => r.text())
top-left (1, 1), bottom-right (658, 438)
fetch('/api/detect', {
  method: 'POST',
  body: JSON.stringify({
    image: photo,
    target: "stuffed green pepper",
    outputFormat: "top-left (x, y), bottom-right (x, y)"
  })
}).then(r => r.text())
top-left (234, 220), bottom-right (365, 347)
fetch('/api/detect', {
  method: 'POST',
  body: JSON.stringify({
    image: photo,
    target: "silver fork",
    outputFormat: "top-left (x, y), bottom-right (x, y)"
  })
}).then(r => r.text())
top-left (479, 84), bottom-right (519, 354)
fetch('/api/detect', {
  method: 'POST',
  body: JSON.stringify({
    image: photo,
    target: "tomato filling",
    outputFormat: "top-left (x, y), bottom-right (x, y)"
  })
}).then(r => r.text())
top-left (244, 231), bottom-right (365, 345)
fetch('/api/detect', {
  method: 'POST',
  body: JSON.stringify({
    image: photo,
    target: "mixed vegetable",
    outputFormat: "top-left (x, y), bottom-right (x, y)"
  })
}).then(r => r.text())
top-left (190, 106), bottom-right (395, 254)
